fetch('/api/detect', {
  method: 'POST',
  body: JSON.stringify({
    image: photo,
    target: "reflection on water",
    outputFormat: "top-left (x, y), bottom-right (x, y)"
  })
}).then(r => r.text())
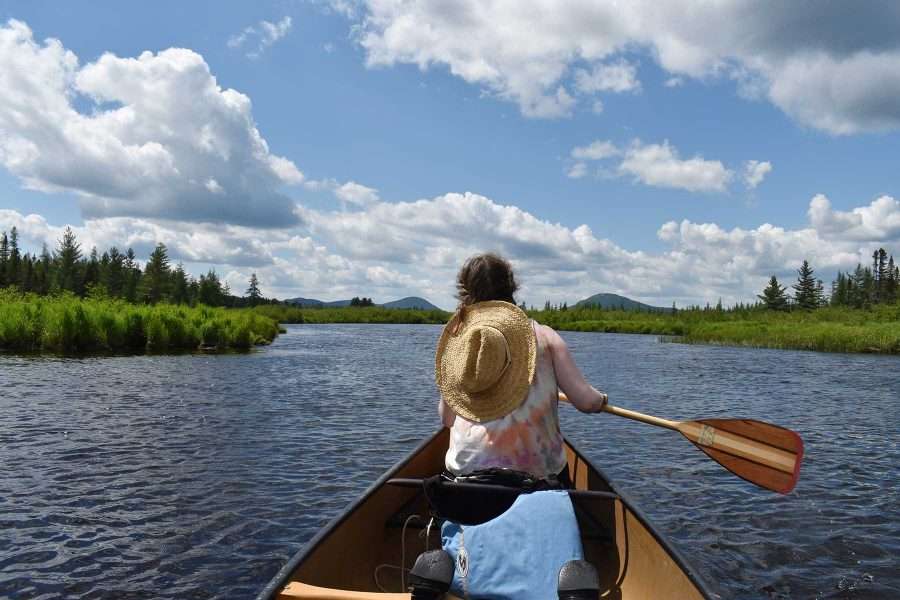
top-left (1, 324), bottom-right (898, 599)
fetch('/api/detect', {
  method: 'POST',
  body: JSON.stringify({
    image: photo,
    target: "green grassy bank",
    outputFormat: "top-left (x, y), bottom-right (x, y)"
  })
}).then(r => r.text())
top-left (529, 305), bottom-right (900, 354)
top-left (4, 292), bottom-right (898, 355)
top-left (0, 291), bottom-right (281, 353)
top-left (294, 306), bottom-right (449, 324)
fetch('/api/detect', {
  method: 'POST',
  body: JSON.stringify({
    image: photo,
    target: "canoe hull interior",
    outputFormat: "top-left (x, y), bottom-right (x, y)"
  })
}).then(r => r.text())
top-left (259, 428), bottom-right (713, 600)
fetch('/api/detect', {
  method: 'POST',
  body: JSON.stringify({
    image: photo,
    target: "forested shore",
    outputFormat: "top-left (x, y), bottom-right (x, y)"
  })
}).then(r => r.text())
top-left (2, 225), bottom-right (899, 354)
top-left (530, 253), bottom-right (900, 354)
top-left (531, 304), bottom-right (900, 354)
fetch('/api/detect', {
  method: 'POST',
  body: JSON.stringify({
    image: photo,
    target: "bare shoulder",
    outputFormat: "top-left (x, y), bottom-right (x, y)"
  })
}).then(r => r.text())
top-left (534, 322), bottom-right (566, 350)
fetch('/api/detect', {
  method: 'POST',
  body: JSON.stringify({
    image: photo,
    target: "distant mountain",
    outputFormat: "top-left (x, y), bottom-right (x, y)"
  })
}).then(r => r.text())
top-left (575, 293), bottom-right (671, 312)
top-left (323, 299), bottom-right (352, 307)
top-left (381, 296), bottom-right (443, 310)
top-left (283, 297), bottom-right (323, 307)
top-left (283, 296), bottom-right (443, 310)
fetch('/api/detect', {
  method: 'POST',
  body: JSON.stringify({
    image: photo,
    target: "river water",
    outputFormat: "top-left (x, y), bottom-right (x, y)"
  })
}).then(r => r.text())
top-left (1, 324), bottom-right (897, 599)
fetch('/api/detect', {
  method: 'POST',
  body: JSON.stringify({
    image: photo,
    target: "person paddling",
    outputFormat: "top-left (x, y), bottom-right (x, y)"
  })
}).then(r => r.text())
top-left (435, 253), bottom-right (609, 487)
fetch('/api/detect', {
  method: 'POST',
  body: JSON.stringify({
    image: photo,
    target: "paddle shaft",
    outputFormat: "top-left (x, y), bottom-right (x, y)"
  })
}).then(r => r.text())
top-left (558, 392), bottom-right (678, 430)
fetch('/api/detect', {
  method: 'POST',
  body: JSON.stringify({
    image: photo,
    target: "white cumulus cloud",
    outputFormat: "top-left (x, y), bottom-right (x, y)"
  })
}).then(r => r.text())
top-left (228, 16), bottom-right (293, 59)
top-left (571, 140), bottom-right (620, 161)
top-left (0, 19), bottom-right (303, 227)
top-left (337, 1), bottom-right (900, 133)
top-left (574, 60), bottom-right (641, 94)
top-left (743, 160), bottom-right (772, 189)
top-left (618, 140), bottom-right (732, 193)
top-left (4, 192), bottom-right (900, 308)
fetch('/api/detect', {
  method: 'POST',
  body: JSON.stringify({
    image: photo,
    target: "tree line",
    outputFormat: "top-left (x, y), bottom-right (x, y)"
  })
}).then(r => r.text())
top-left (0, 227), bottom-right (271, 307)
top-left (759, 249), bottom-right (899, 310)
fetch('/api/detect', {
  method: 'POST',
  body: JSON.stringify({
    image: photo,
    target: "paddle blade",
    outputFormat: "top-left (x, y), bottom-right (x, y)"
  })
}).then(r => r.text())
top-left (677, 419), bottom-right (804, 494)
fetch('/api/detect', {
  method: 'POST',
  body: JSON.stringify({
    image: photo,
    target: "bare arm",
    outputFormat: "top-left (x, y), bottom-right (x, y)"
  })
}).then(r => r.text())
top-left (542, 325), bottom-right (608, 413)
top-left (438, 397), bottom-right (456, 428)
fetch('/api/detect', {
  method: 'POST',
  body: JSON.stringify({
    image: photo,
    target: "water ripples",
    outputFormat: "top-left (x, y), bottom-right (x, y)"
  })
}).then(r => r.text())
top-left (1, 325), bottom-right (898, 599)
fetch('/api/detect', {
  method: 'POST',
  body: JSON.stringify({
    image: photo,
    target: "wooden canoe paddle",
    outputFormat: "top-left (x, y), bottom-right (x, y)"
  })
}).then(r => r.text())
top-left (558, 392), bottom-right (804, 494)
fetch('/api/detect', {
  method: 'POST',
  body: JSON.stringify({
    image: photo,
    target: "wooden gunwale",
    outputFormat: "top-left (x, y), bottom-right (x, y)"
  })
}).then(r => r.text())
top-left (255, 429), bottom-right (717, 600)
top-left (563, 434), bottom-right (715, 599)
top-left (254, 431), bottom-right (445, 600)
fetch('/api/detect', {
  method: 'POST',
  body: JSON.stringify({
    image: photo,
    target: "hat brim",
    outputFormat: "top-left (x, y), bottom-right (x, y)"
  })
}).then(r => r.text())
top-left (435, 301), bottom-right (536, 423)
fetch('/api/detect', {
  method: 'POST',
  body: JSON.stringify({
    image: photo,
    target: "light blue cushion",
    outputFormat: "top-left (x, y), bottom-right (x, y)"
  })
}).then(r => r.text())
top-left (441, 490), bottom-right (583, 599)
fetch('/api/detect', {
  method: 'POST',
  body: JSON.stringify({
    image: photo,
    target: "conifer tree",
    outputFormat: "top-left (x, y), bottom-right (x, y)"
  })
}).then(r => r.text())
top-left (55, 226), bottom-right (82, 294)
top-left (6, 227), bottom-right (20, 287)
top-left (83, 247), bottom-right (101, 294)
top-left (104, 247), bottom-right (124, 298)
top-left (246, 272), bottom-right (262, 306)
top-left (198, 270), bottom-right (224, 306)
top-left (171, 263), bottom-right (189, 305)
top-left (35, 244), bottom-right (51, 295)
top-left (792, 260), bottom-right (819, 309)
top-left (758, 275), bottom-right (788, 310)
top-left (815, 279), bottom-right (827, 307)
top-left (141, 243), bottom-right (171, 304)
top-left (889, 255), bottom-right (899, 303)
top-left (0, 231), bottom-right (8, 287)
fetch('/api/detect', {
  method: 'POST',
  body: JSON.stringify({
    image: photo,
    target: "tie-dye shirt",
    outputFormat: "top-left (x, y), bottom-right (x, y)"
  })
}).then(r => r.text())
top-left (445, 321), bottom-right (567, 480)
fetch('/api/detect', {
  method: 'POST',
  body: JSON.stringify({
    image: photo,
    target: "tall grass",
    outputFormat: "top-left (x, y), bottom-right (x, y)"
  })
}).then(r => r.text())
top-left (296, 306), bottom-right (449, 324)
top-left (529, 304), bottom-right (900, 354)
top-left (0, 290), bottom-right (280, 353)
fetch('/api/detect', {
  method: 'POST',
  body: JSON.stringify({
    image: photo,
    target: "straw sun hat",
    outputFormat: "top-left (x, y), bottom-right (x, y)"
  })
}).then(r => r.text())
top-left (435, 301), bottom-right (537, 423)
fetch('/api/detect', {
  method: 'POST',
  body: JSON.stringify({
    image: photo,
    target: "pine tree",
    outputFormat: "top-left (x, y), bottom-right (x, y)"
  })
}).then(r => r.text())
top-left (55, 226), bottom-right (82, 294)
top-left (6, 227), bottom-right (21, 287)
top-left (815, 279), bottom-right (827, 307)
top-left (886, 255), bottom-right (898, 304)
top-left (105, 247), bottom-right (124, 298)
top-left (198, 270), bottom-right (224, 306)
top-left (35, 244), bottom-right (51, 295)
top-left (171, 263), bottom-right (189, 305)
top-left (0, 231), bottom-right (8, 287)
top-left (792, 260), bottom-right (819, 309)
top-left (848, 263), bottom-right (872, 309)
top-left (83, 246), bottom-right (101, 294)
top-left (123, 248), bottom-right (140, 303)
top-left (758, 275), bottom-right (788, 310)
top-left (246, 273), bottom-right (262, 305)
top-left (21, 254), bottom-right (34, 292)
top-left (140, 243), bottom-right (171, 304)
top-left (831, 272), bottom-right (847, 306)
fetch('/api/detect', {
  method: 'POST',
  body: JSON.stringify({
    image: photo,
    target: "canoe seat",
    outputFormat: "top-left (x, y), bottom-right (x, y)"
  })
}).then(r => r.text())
top-left (277, 582), bottom-right (463, 599)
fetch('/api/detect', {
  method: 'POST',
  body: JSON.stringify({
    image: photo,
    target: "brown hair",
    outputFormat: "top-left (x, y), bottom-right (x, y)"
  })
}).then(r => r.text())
top-left (456, 252), bottom-right (519, 306)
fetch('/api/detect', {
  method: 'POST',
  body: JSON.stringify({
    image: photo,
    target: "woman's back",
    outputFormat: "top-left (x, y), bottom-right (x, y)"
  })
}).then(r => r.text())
top-left (445, 321), bottom-right (566, 479)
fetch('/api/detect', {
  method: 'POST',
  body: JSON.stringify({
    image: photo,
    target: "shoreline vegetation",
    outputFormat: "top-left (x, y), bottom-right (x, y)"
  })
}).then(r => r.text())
top-left (1, 226), bottom-right (899, 355)
top-left (0, 291), bottom-right (282, 353)
top-left (530, 304), bottom-right (900, 355)
top-left (4, 291), bottom-right (900, 355)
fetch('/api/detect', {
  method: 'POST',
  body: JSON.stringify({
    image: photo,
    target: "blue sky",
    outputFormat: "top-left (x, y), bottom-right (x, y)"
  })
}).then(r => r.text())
top-left (2, 1), bottom-right (900, 309)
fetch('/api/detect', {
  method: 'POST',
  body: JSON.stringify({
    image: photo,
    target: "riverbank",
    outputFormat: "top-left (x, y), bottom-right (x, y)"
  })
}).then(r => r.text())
top-left (530, 305), bottom-right (900, 354)
top-left (296, 306), bottom-right (449, 324)
top-left (0, 292), bottom-right (280, 353)
top-left (4, 293), bottom-right (899, 355)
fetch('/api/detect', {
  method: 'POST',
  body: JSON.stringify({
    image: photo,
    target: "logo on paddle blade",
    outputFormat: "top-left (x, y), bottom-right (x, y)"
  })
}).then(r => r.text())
top-left (698, 425), bottom-right (716, 447)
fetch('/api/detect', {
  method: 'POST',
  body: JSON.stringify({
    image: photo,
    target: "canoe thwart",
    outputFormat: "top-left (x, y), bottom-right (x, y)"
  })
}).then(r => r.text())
top-left (386, 478), bottom-right (619, 501)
